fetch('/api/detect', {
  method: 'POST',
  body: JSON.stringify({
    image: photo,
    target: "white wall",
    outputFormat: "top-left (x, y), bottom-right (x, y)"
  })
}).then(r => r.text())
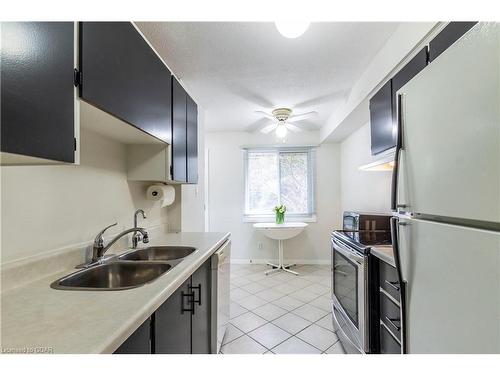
top-left (206, 131), bottom-right (341, 264)
top-left (0, 127), bottom-right (173, 264)
top-left (340, 123), bottom-right (392, 213)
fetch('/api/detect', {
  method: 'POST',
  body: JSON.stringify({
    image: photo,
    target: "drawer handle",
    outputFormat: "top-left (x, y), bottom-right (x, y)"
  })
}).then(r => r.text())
top-left (385, 280), bottom-right (400, 291)
top-left (385, 316), bottom-right (401, 331)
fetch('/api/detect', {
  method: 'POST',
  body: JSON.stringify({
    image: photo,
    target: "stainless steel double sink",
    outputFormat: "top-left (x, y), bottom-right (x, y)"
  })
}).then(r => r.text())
top-left (51, 246), bottom-right (196, 291)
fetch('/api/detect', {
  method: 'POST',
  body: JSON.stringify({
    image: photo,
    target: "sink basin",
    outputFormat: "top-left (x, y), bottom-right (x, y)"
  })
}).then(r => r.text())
top-left (253, 222), bottom-right (308, 240)
top-left (118, 246), bottom-right (196, 261)
top-left (51, 262), bottom-right (171, 291)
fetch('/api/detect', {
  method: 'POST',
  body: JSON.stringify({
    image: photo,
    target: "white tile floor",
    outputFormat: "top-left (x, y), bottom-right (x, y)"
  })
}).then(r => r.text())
top-left (221, 264), bottom-right (346, 354)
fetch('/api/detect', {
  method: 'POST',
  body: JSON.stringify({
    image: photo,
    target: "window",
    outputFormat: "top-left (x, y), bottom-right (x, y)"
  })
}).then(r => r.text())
top-left (244, 147), bottom-right (315, 221)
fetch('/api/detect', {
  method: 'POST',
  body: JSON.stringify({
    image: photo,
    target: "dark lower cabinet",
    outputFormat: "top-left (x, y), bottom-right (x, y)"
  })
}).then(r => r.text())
top-left (155, 260), bottom-right (211, 354)
top-left (191, 260), bottom-right (211, 353)
top-left (79, 22), bottom-right (172, 143)
top-left (380, 323), bottom-right (401, 354)
top-left (378, 261), bottom-right (401, 303)
top-left (155, 278), bottom-right (192, 354)
top-left (379, 292), bottom-right (401, 342)
top-left (429, 22), bottom-right (477, 62)
top-left (113, 260), bottom-right (212, 354)
top-left (1, 22), bottom-right (75, 163)
top-left (114, 317), bottom-right (152, 354)
top-left (372, 257), bottom-right (403, 354)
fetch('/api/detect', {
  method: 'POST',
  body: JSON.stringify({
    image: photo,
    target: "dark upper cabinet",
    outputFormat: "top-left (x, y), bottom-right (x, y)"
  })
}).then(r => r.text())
top-left (186, 95), bottom-right (199, 184)
top-left (369, 80), bottom-right (393, 155)
top-left (79, 22), bottom-right (172, 143)
top-left (191, 260), bottom-right (211, 354)
top-left (369, 22), bottom-right (478, 155)
top-left (114, 317), bottom-right (152, 354)
top-left (155, 278), bottom-right (192, 354)
top-left (171, 76), bottom-right (199, 184)
top-left (429, 22), bottom-right (477, 62)
top-left (391, 47), bottom-right (428, 126)
top-left (172, 77), bottom-right (188, 182)
top-left (370, 47), bottom-right (428, 156)
top-left (1, 22), bottom-right (75, 163)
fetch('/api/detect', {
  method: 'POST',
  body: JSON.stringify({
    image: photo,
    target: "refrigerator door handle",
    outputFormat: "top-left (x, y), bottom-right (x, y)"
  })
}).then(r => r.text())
top-left (390, 216), bottom-right (407, 353)
top-left (390, 218), bottom-right (404, 288)
top-left (391, 94), bottom-right (404, 212)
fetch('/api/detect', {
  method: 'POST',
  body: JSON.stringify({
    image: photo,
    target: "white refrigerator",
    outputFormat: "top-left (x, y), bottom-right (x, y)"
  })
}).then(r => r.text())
top-left (392, 22), bottom-right (500, 353)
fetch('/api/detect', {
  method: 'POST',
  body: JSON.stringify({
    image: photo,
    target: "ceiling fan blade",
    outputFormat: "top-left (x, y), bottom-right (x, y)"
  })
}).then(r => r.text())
top-left (255, 110), bottom-right (276, 121)
top-left (287, 111), bottom-right (318, 123)
top-left (286, 124), bottom-right (302, 133)
top-left (261, 123), bottom-right (278, 134)
top-left (245, 118), bottom-right (271, 132)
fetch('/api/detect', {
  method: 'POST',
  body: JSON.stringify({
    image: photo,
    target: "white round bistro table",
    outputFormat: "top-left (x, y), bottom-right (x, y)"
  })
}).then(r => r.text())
top-left (253, 222), bottom-right (308, 275)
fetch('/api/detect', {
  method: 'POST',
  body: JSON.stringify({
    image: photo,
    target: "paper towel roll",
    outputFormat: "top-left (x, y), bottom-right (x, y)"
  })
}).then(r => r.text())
top-left (146, 184), bottom-right (175, 207)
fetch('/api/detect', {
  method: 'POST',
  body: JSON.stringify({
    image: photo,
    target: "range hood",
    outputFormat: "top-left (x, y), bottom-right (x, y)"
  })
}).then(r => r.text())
top-left (358, 149), bottom-right (395, 171)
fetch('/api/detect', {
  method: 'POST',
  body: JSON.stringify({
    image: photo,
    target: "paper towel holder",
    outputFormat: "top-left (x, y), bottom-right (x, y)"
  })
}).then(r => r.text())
top-left (147, 184), bottom-right (175, 207)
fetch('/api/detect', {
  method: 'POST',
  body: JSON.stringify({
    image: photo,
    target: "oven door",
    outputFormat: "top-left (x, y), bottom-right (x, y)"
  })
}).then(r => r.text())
top-left (331, 236), bottom-right (367, 353)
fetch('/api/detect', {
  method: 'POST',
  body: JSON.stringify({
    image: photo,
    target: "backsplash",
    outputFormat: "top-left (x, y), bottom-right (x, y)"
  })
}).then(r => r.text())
top-left (0, 128), bottom-right (178, 264)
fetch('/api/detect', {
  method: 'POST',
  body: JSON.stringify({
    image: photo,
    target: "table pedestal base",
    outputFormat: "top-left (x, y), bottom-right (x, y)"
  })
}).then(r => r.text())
top-left (265, 239), bottom-right (298, 276)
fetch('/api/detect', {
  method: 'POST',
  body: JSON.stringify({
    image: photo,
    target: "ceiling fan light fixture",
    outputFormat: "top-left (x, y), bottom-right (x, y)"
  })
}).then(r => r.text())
top-left (275, 123), bottom-right (288, 138)
top-left (275, 21), bottom-right (310, 39)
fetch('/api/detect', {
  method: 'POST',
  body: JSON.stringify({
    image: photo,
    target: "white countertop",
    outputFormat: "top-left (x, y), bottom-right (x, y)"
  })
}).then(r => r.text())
top-left (0, 232), bottom-right (230, 354)
top-left (370, 245), bottom-right (395, 267)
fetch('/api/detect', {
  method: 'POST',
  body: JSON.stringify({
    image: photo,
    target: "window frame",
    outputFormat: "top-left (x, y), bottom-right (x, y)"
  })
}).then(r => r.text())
top-left (243, 146), bottom-right (316, 222)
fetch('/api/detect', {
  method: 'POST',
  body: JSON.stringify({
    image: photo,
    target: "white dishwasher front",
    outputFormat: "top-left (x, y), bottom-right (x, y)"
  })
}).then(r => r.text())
top-left (210, 239), bottom-right (231, 353)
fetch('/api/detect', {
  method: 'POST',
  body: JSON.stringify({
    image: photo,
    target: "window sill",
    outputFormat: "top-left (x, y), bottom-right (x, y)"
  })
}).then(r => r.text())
top-left (243, 215), bottom-right (317, 223)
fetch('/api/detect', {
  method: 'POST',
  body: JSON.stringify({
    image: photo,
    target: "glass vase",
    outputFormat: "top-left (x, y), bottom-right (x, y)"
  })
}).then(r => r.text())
top-left (275, 212), bottom-right (285, 224)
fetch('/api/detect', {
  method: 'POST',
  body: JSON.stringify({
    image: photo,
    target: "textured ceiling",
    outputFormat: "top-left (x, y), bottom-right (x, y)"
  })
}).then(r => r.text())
top-left (136, 22), bottom-right (399, 132)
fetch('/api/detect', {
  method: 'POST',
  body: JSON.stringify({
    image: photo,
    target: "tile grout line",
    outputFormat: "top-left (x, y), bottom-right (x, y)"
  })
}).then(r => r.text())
top-left (228, 301), bottom-right (337, 352)
top-left (224, 265), bottom-right (335, 353)
top-left (230, 269), bottom-right (332, 319)
top-left (322, 339), bottom-right (342, 354)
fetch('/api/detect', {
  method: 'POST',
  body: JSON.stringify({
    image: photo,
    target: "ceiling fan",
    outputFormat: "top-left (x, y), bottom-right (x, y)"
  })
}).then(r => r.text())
top-left (255, 108), bottom-right (317, 138)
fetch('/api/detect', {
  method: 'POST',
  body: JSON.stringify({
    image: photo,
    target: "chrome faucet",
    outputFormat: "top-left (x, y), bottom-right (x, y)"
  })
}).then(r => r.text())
top-left (91, 222), bottom-right (149, 263)
top-left (133, 209), bottom-right (147, 249)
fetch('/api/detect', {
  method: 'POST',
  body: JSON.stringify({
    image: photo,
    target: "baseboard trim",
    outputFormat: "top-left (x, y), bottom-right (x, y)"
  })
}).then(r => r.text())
top-left (231, 258), bottom-right (330, 265)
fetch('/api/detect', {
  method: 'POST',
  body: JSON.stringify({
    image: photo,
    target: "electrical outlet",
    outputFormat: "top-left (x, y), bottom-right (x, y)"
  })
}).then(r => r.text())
top-left (258, 242), bottom-right (263, 250)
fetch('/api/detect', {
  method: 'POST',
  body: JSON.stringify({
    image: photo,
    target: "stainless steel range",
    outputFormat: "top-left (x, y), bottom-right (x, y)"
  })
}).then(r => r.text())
top-left (331, 212), bottom-right (391, 354)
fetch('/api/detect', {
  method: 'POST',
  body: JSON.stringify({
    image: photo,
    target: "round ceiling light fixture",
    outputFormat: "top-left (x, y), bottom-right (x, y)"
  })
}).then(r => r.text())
top-left (275, 123), bottom-right (288, 138)
top-left (275, 21), bottom-right (310, 39)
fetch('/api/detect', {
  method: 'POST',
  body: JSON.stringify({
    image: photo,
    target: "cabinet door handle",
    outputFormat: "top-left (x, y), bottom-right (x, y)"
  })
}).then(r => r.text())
top-left (181, 291), bottom-right (195, 314)
top-left (189, 284), bottom-right (202, 306)
top-left (385, 316), bottom-right (401, 331)
top-left (385, 280), bottom-right (400, 291)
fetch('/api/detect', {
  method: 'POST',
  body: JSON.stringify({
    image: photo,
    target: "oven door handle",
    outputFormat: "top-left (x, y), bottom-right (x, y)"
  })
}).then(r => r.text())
top-left (331, 237), bottom-right (364, 264)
